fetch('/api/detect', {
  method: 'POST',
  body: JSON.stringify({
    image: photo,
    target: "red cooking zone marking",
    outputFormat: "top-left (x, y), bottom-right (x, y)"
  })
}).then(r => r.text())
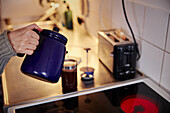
top-left (120, 95), bottom-right (159, 113)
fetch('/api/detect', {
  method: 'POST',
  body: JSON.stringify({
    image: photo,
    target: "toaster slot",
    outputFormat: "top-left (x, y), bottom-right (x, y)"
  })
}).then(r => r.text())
top-left (114, 29), bottom-right (129, 41)
top-left (106, 33), bottom-right (119, 42)
top-left (110, 32), bottom-right (124, 42)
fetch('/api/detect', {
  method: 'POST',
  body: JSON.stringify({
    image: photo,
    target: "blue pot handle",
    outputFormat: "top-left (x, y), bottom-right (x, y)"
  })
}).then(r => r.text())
top-left (17, 29), bottom-right (41, 57)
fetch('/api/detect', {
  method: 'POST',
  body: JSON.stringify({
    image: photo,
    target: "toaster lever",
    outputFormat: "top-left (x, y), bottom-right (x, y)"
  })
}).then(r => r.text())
top-left (110, 52), bottom-right (114, 57)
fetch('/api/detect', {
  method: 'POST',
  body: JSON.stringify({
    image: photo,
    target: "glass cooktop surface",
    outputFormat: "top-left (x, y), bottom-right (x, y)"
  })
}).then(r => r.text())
top-left (15, 82), bottom-right (170, 113)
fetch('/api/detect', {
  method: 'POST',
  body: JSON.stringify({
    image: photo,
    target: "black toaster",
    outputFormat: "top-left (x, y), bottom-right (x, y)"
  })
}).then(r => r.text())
top-left (98, 29), bottom-right (137, 80)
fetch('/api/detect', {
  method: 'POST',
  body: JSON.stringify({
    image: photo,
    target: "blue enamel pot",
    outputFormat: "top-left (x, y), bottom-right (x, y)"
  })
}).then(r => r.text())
top-left (20, 28), bottom-right (68, 83)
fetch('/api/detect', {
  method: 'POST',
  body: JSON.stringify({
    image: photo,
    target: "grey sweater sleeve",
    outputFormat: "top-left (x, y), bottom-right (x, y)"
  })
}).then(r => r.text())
top-left (0, 30), bottom-right (17, 75)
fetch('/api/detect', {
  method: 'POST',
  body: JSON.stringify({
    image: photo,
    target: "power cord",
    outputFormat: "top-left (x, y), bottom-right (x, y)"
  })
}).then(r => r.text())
top-left (122, 0), bottom-right (141, 60)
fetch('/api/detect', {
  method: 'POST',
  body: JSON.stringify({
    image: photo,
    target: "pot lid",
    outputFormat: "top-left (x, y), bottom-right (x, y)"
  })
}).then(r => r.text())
top-left (41, 29), bottom-right (68, 45)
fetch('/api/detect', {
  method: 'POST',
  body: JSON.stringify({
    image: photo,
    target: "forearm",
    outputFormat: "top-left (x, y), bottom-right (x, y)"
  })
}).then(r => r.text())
top-left (0, 30), bottom-right (17, 75)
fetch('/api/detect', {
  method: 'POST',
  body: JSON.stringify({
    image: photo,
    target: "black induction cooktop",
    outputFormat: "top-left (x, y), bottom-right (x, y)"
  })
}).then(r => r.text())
top-left (15, 82), bottom-right (170, 113)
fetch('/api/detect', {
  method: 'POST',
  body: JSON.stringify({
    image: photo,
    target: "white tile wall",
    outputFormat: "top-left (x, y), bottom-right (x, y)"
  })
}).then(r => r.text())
top-left (160, 52), bottom-right (170, 92)
top-left (143, 7), bottom-right (169, 49)
top-left (138, 40), bottom-right (164, 83)
top-left (99, 0), bottom-right (112, 30)
top-left (99, 17), bottom-right (111, 31)
top-left (85, 14), bottom-right (100, 37)
top-left (90, 0), bottom-right (102, 15)
top-left (166, 16), bottom-right (170, 53)
top-left (111, 0), bottom-right (125, 29)
top-left (125, 1), bottom-right (145, 38)
top-left (132, 0), bottom-right (170, 11)
top-left (111, 0), bottom-right (145, 39)
top-left (78, 0), bottom-right (113, 36)
top-left (100, 0), bottom-right (112, 21)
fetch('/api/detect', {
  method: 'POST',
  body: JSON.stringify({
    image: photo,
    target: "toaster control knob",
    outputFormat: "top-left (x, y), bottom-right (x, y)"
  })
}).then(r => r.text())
top-left (119, 72), bottom-right (124, 75)
top-left (131, 71), bottom-right (135, 73)
top-left (125, 70), bottom-right (130, 74)
top-left (125, 64), bottom-right (130, 67)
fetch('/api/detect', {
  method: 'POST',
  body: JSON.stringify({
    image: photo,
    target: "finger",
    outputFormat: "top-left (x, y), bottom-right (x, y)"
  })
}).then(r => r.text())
top-left (24, 50), bottom-right (34, 55)
top-left (31, 32), bottom-right (40, 40)
top-left (28, 37), bottom-right (39, 46)
top-left (25, 30), bottom-right (40, 40)
top-left (26, 23), bottom-right (42, 31)
top-left (22, 43), bottom-right (37, 51)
